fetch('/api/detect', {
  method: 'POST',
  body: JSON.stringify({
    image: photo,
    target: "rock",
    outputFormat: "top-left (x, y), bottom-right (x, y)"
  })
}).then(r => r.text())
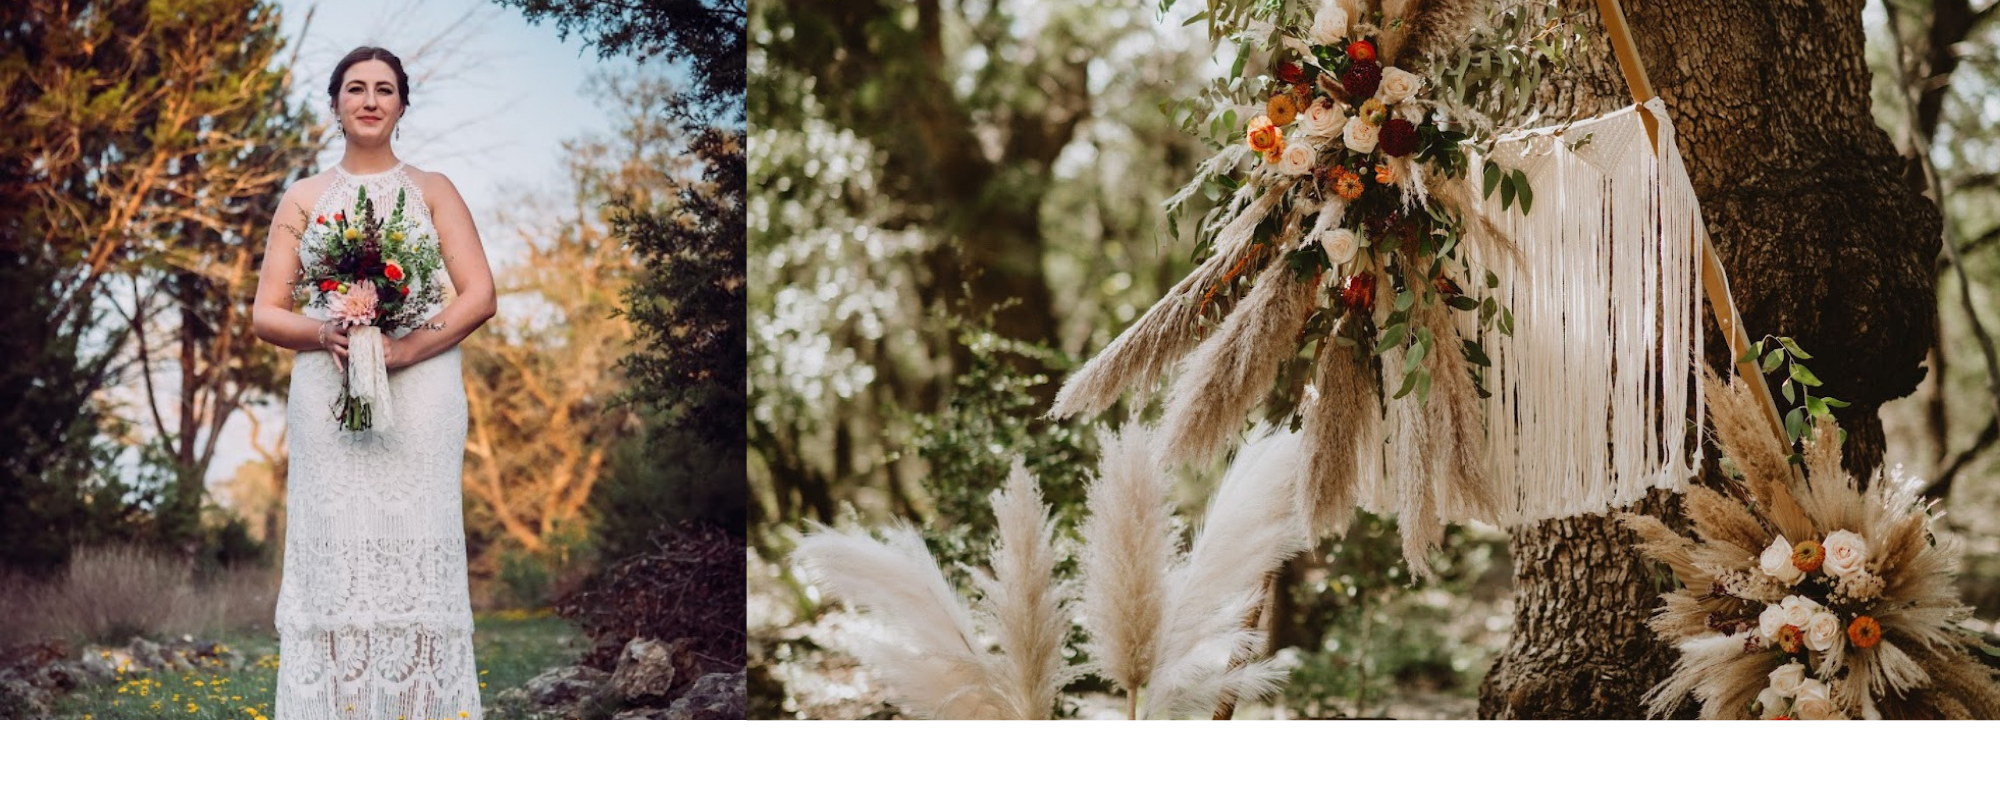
top-left (0, 677), bottom-right (51, 720)
top-left (611, 707), bottom-right (676, 720)
top-left (127, 638), bottom-right (166, 670)
top-left (497, 665), bottom-right (613, 719)
top-left (78, 648), bottom-right (136, 682)
top-left (609, 638), bottom-right (679, 704)
top-left (663, 671), bottom-right (747, 720)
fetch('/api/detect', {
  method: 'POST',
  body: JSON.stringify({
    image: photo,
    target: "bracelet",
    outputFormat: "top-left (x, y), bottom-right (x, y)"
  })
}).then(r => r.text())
top-left (317, 320), bottom-right (329, 348)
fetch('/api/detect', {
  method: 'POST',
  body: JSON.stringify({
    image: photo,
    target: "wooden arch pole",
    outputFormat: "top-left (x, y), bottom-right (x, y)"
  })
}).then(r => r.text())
top-left (1593, 0), bottom-right (1789, 440)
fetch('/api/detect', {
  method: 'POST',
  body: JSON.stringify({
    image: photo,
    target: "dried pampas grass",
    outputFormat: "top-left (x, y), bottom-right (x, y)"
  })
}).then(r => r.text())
top-left (793, 460), bottom-right (1076, 720)
top-left (1160, 269), bottom-right (1318, 466)
top-left (1626, 370), bottom-right (2000, 720)
top-left (1298, 316), bottom-right (1380, 537)
top-left (1078, 425), bottom-right (1177, 701)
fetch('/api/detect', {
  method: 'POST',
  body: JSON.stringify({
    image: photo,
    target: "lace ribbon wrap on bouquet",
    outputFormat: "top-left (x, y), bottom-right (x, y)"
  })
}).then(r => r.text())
top-left (344, 325), bottom-right (395, 433)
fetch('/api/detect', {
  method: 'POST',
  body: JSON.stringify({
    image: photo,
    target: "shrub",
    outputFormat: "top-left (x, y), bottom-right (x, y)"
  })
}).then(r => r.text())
top-left (555, 519), bottom-right (743, 674)
top-left (0, 545), bottom-right (276, 647)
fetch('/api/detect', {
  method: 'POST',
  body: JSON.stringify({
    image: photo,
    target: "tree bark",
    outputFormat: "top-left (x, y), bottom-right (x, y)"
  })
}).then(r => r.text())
top-left (1471, 0), bottom-right (1937, 718)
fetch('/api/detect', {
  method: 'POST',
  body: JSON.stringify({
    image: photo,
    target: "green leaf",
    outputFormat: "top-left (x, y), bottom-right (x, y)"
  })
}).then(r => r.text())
top-left (1416, 371), bottom-right (1432, 404)
top-left (1498, 309), bottom-right (1514, 336)
top-left (1484, 270), bottom-right (1500, 289)
top-left (1374, 323), bottom-right (1407, 354)
top-left (1447, 295), bottom-right (1479, 311)
top-left (1404, 341), bottom-right (1427, 372)
top-left (1822, 397), bottom-right (1852, 409)
top-left (1394, 290), bottom-right (1415, 312)
top-left (1462, 339), bottom-right (1492, 367)
top-left (1789, 363), bottom-right (1823, 387)
top-left (1483, 162), bottom-right (1502, 199)
top-left (1779, 336), bottom-right (1811, 360)
top-left (1781, 379), bottom-right (1794, 403)
top-left (1806, 395), bottom-right (1829, 419)
top-left (1513, 170), bottom-right (1533, 214)
top-left (1761, 349), bottom-right (1784, 374)
top-left (1392, 368), bottom-right (1421, 399)
top-left (1739, 341), bottom-right (1763, 364)
top-left (1785, 408), bottom-right (1806, 442)
top-left (1500, 175), bottom-right (1517, 211)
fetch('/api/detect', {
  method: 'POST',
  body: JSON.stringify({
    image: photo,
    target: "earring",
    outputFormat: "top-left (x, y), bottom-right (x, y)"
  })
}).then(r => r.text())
top-left (395, 126), bottom-right (401, 141)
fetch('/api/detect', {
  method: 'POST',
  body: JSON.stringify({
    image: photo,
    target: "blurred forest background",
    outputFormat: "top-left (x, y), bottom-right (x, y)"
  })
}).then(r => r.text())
top-left (748, 0), bottom-right (2000, 719)
top-left (0, 0), bottom-right (744, 719)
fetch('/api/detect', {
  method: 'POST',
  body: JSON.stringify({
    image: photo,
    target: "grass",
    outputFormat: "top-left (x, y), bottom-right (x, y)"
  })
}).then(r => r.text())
top-left (51, 611), bottom-right (587, 720)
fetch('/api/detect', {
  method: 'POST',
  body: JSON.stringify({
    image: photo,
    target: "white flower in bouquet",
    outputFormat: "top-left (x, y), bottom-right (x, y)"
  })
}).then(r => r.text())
top-left (1321, 228), bottom-right (1359, 264)
top-left (1277, 139), bottom-right (1318, 176)
top-left (1301, 99), bottom-right (1346, 139)
top-left (1759, 535), bottom-right (1803, 584)
top-left (1309, 3), bottom-right (1348, 46)
top-left (1376, 67), bottom-right (1420, 105)
top-left (1793, 679), bottom-right (1844, 719)
top-left (1396, 102), bottom-right (1425, 124)
top-left (1806, 610), bottom-right (1842, 651)
top-left (1768, 662), bottom-right (1807, 697)
top-left (1822, 529), bottom-right (1869, 579)
top-left (1779, 594), bottom-right (1822, 630)
top-left (1342, 116), bottom-right (1379, 154)
top-left (1755, 686), bottom-right (1787, 720)
top-left (1758, 603), bottom-right (1786, 640)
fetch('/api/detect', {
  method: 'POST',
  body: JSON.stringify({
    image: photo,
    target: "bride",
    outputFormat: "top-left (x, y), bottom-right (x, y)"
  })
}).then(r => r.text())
top-left (250, 46), bottom-right (497, 719)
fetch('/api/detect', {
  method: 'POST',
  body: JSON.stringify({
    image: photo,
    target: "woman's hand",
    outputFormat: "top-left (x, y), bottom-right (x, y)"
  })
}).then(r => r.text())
top-left (321, 321), bottom-right (351, 371)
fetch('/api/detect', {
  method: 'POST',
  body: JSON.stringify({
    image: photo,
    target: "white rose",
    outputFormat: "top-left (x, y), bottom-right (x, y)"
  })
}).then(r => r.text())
top-left (1822, 529), bottom-right (1869, 579)
top-left (1805, 611), bottom-right (1841, 651)
top-left (1309, 4), bottom-right (1349, 46)
top-left (1396, 102), bottom-right (1425, 124)
top-left (1342, 116), bottom-right (1379, 154)
top-left (1779, 594), bottom-right (1821, 631)
top-left (1376, 67), bottom-right (1420, 105)
top-left (1321, 228), bottom-right (1359, 265)
top-left (1758, 603), bottom-right (1787, 641)
top-left (1277, 140), bottom-right (1318, 176)
top-left (1301, 100), bottom-right (1346, 139)
top-left (1792, 679), bottom-right (1843, 719)
top-left (1759, 535), bottom-right (1803, 585)
top-left (1755, 686), bottom-right (1787, 720)
top-left (1768, 662), bottom-right (1807, 697)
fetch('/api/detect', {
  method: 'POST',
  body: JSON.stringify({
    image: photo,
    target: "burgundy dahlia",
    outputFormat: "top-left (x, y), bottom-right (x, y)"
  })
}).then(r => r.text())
top-left (1342, 60), bottom-right (1382, 101)
top-left (1379, 118), bottom-right (1419, 158)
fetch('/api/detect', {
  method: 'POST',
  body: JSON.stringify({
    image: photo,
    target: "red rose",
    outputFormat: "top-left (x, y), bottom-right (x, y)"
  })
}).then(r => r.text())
top-left (315, 215), bottom-right (326, 226)
top-left (334, 212), bottom-right (344, 222)
top-left (1275, 62), bottom-right (1307, 85)
top-left (384, 263), bottom-right (404, 281)
top-left (318, 279), bottom-right (338, 292)
top-left (1347, 41), bottom-right (1376, 62)
top-left (399, 285), bottom-right (410, 296)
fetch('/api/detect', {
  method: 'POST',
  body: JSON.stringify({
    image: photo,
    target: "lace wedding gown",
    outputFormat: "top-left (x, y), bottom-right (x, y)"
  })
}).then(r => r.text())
top-left (274, 162), bottom-right (482, 720)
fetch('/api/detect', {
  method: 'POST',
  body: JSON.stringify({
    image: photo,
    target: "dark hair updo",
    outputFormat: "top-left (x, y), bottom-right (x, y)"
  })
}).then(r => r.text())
top-left (326, 46), bottom-right (411, 110)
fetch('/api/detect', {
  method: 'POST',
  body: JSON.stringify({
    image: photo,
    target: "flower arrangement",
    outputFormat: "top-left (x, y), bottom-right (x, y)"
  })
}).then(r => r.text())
top-left (1052, 1), bottom-right (1580, 574)
top-left (1625, 369), bottom-right (2000, 719)
top-left (294, 185), bottom-right (445, 430)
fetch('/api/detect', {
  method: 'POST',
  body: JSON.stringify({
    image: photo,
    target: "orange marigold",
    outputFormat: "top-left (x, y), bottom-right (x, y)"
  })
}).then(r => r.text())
top-left (1266, 93), bottom-right (1300, 127)
top-left (1847, 615), bottom-right (1882, 649)
top-left (1775, 624), bottom-right (1804, 654)
top-left (1792, 540), bottom-right (1826, 573)
top-left (1333, 168), bottom-right (1365, 201)
top-left (1246, 115), bottom-right (1283, 155)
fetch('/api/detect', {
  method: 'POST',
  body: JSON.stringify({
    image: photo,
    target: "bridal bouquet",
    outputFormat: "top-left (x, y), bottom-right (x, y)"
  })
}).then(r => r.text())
top-left (295, 185), bottom-right (446, 431)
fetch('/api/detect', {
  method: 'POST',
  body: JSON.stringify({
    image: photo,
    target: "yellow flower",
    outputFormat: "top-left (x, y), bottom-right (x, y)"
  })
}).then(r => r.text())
top-left (82, 714), bottom-right (92, 720)
top-left (343, 227), bottom-right (361, 241)
top-left (389, 231), bottom-right (404, 243)
top-left (458, 711), bottom-right (469, 719)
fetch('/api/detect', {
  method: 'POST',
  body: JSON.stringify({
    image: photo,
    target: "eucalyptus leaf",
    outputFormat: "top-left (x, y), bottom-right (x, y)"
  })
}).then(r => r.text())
top-left (1790, 363), bottom-right (1823, 387)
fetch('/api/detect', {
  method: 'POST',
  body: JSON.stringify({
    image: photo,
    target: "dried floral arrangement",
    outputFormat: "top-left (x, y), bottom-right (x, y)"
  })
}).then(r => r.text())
top-left (1051, 0), bottom-right (1585, 574)
top-left (1624, 369), bottom-right (2000, 719)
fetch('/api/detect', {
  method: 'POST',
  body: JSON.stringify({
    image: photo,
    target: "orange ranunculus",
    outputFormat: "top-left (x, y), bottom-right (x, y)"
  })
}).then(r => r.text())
top-left (1333, 167), bottom-right (1365, 200)
top-left (1374, 161), bottom-right (1397, 184)
top-left (1847, 615), bottom-right (1882, 648)
top-left (1246, 115), bottom-right (1283, 155)
top-left (1266, 93), bottom-right (1299, 127)
top-left (1792, 540), bottom-right (1826, 573)
top-left (384, 262), bottom-right (404, 281)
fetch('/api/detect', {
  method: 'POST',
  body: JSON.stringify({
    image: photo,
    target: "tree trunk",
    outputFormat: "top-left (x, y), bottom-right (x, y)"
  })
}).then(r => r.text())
top-left (1472, 0), bottom-right (1937, 718)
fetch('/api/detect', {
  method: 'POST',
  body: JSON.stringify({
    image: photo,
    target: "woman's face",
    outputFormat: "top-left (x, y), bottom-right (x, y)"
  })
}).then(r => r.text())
top-left (336, 59), bottom-right (403, 144)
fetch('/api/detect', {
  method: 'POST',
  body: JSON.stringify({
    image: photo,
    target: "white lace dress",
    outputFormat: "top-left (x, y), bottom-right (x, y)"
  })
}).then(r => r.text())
top-left (275, 162), bottom-right (482, 720)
